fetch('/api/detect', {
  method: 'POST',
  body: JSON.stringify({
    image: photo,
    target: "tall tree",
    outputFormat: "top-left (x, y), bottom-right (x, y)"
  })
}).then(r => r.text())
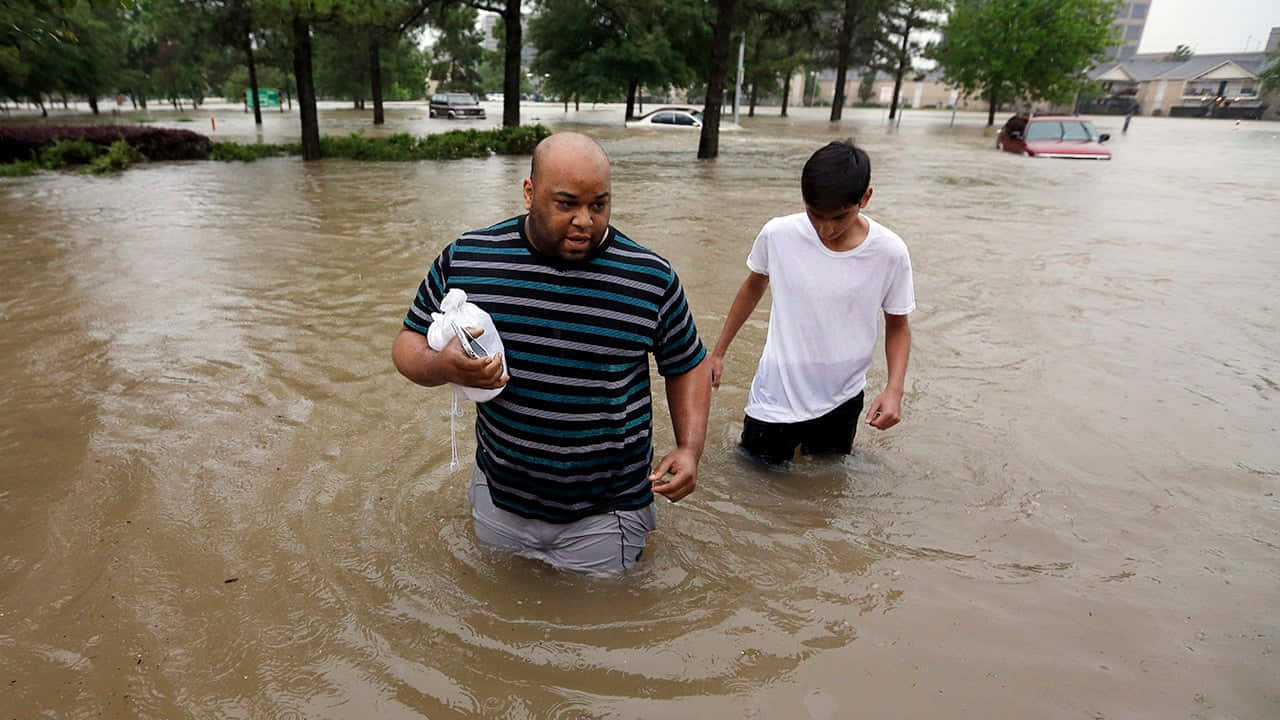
top-left (529, 0), bottom-right (704, 119)
top-left (351, 0), bottom-right (436, 124)
top-left (291, 11), bottom-right (321, 159)
top-left (827, 0), bottom-right (881, 121)
top-left (932, 0), bottom-right (1121, 126)
top-left (697, 0), bottom-right (736, 159)
top-left (737, 0), bottom-right (821, 117)
top-left (470, 0), bottom-right (521, 126)
top-left (427, 3), bottom-right (487, 94)
top-left (881, 0), bottom-right (944, 119)
top-left (1260, 48), bottom-right (1280, 94)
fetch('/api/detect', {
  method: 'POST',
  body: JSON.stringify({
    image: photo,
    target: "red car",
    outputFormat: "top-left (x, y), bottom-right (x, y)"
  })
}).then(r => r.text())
top-left (997, 114), bottom-right (1112, 160)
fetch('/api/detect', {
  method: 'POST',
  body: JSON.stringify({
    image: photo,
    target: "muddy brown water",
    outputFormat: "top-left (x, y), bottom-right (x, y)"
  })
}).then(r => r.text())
top-left (1, 102), bottom-right (1277, 719)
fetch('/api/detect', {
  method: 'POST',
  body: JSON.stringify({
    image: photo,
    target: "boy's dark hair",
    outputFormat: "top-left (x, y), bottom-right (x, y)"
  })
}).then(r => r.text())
top-left (801, 140), bottom-right (871, 210)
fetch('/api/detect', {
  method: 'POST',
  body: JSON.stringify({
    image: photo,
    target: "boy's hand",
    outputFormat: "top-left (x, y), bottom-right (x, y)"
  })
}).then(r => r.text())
top-left (709, 354), bottom-right (724, 389)
top-left (865, 389), bottom-right (903, 430)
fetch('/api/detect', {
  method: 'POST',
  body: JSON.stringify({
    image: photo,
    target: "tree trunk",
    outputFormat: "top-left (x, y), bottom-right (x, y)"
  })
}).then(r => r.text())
top-left (574, 94), bottom-right (579, 111)
top-left (292, 14), bottom-right (322, 161)
top-left (749, 83), bottom-right (757, 117)
top-left (370, 39), bottom-right (384, 125)
top-left (501, 0), bottom-right (521, 127)
top-left (889, 28), bottom-right (910, 119)
top-left (244, 20), bottom-right (263, 126)
top-left (697, 0), bottom-right (736, 159)
top-left (89, 95), bottom-right (99, 114)
top-left (139, 94), bottom-right (147, 110)
top-left (987, 88), bottom-right (998, 126)
top-left (889, 62), bottom-right (905, 119)
top-left (625, 78), bottom-right (638, 120)
top-left (781, 71), bottom-right (791, 116)
top-left (830, 0), bottom-right (858, 121)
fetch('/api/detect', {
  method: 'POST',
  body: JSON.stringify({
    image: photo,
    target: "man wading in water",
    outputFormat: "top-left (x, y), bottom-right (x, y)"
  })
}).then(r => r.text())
top-left (392, 132), bottom-right (711, 572)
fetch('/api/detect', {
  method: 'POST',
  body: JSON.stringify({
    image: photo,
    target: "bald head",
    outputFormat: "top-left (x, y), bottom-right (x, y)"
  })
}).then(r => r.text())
top-left (530, 132), bottom-right (610, 184)
top-left (522, 132), bottom-right (613, 262)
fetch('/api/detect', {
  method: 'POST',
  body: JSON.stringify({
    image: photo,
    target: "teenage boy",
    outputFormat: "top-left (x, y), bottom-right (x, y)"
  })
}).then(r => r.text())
top-left (709, 140), bottom-right (914, 465)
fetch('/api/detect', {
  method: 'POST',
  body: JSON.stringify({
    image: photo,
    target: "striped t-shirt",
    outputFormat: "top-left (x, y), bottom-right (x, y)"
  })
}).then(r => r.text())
top-left (403, 215), bottom-right (706, 523)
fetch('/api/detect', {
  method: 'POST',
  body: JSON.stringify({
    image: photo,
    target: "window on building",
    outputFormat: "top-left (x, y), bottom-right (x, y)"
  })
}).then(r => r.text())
top-left (1125, 24), bottom-right (1143, 41)
top-left (1131, 3), bottom-right (1148, 19)
top-left (1120, 45), bottom-right (1137, 59)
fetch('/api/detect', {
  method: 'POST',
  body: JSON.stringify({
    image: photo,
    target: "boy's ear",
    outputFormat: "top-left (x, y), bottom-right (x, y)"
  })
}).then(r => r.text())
top-left (860, 187), bottom-right (873, 208)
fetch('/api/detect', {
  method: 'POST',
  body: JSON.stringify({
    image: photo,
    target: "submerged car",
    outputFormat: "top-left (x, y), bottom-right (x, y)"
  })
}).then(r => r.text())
top-left (624, 107), bottom-right (704, 129)
top-left (997, 114), bottom-right (1111, 160)
top-left (429, 92), bottom-right (485, 119)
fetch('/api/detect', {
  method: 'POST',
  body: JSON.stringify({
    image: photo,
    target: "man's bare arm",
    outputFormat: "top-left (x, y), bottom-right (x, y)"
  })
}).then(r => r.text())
top-left (392, 328), bottom-right (506, 389)
top-left (649, 357), bottom-right (711, 502)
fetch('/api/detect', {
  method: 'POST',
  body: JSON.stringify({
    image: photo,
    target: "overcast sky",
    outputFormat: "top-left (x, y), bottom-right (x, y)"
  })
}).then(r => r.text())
top-left (1139, 0), bottom-right (1280, 54)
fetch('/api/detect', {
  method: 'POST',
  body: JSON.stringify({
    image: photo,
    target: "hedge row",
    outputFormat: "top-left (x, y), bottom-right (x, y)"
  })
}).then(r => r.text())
top-left (0, 124), bottom-right (552, 174)
top-left (0, 125), bottom-right (212, 163)
top-left (216, 125), bottom-right (552, 163)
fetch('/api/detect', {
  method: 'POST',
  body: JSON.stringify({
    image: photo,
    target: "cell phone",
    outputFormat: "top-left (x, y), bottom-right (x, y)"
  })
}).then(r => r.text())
top-left (450, 320), bottom-right (490, 359)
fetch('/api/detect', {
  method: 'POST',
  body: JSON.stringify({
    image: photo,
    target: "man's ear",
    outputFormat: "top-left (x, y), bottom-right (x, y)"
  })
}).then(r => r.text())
top-left (522, 177), bottom-right (534, 210)
top-left (861, 186), bottom-right (873, 208)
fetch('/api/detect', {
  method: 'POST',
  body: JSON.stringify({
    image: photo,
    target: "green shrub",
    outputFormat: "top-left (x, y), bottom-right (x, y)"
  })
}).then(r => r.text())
top-left (39, 139), bottom-right (103, 169)
top-left (209, 142), bottom-right (296, 162)
top-left (0, 159), bottom-right (41, 177)
top-left (189, 125), bottom-right (551, 165)
top-left (487, 124), bottom-right (549, 155)
top-left (87, 140), bottom-right (146, 174)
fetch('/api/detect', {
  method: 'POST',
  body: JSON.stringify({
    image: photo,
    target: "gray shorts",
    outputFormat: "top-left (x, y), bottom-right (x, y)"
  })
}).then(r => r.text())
top-left (468, 466), bottom-right (657, 572)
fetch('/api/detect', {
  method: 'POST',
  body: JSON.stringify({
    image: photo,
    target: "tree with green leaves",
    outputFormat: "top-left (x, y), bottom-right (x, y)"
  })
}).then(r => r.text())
top-left (737, 0), bottom-right (822, 117)
top-left (932, 0), bottom-right (1121, 126)
top-left (342, 0), bottom-right (437, 124)
top-left (1260, 49), bottom-right (1280, 95)
top-left (427, 3), bottom-right (487, 95)
top-left (824, 0), bottom-right (884, 121)
top-left (1165, 43), bottom-right (1193, 61)
top-left (881, 0), bottom-right (944, 119)
top-left (529, 0), bottom-right (704, 119)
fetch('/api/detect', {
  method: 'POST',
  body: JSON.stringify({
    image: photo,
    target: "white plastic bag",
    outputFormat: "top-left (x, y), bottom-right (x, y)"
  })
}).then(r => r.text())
top-left (426, 289), bottom-right (507, 472)
top-left (426, 289), bottom-right (507, 403)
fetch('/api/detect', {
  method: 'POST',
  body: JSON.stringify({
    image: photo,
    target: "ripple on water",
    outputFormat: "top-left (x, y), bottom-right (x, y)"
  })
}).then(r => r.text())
top-left (263, 434), bottom-right (905, 711)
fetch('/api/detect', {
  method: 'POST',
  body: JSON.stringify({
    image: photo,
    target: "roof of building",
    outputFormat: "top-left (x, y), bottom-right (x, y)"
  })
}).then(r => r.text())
top-left (1092, 52), bottom-right (1274, 82)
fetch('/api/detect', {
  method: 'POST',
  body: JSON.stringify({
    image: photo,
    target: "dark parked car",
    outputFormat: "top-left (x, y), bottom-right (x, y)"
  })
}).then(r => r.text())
top-left (429, 93), bottom-right (485, 119)
top-left (997, 114), bottom-right (1111, 160)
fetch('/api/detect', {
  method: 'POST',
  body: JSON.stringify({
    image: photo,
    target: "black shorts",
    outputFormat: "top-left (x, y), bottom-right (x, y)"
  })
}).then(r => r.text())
top-left (740, 392), bottom-right (865, 466)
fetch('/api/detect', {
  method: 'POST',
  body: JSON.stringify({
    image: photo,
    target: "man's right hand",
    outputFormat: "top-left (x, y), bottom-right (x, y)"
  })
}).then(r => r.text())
top-left (447, 328), bottom-right (507, 389)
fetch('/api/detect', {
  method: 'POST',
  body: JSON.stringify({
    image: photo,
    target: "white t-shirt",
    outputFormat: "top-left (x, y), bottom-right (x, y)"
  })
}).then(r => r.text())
top-left (744, 212), bottom-right (915, 423)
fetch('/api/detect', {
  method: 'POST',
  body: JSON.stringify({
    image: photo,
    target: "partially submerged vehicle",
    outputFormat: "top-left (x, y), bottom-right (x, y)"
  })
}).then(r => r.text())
top-left (997, 114), bottom-right (1112, 160)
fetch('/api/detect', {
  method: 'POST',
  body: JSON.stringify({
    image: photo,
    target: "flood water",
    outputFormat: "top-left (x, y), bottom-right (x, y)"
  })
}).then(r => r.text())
top-left (2, 101), bottom-right (1277, 719)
